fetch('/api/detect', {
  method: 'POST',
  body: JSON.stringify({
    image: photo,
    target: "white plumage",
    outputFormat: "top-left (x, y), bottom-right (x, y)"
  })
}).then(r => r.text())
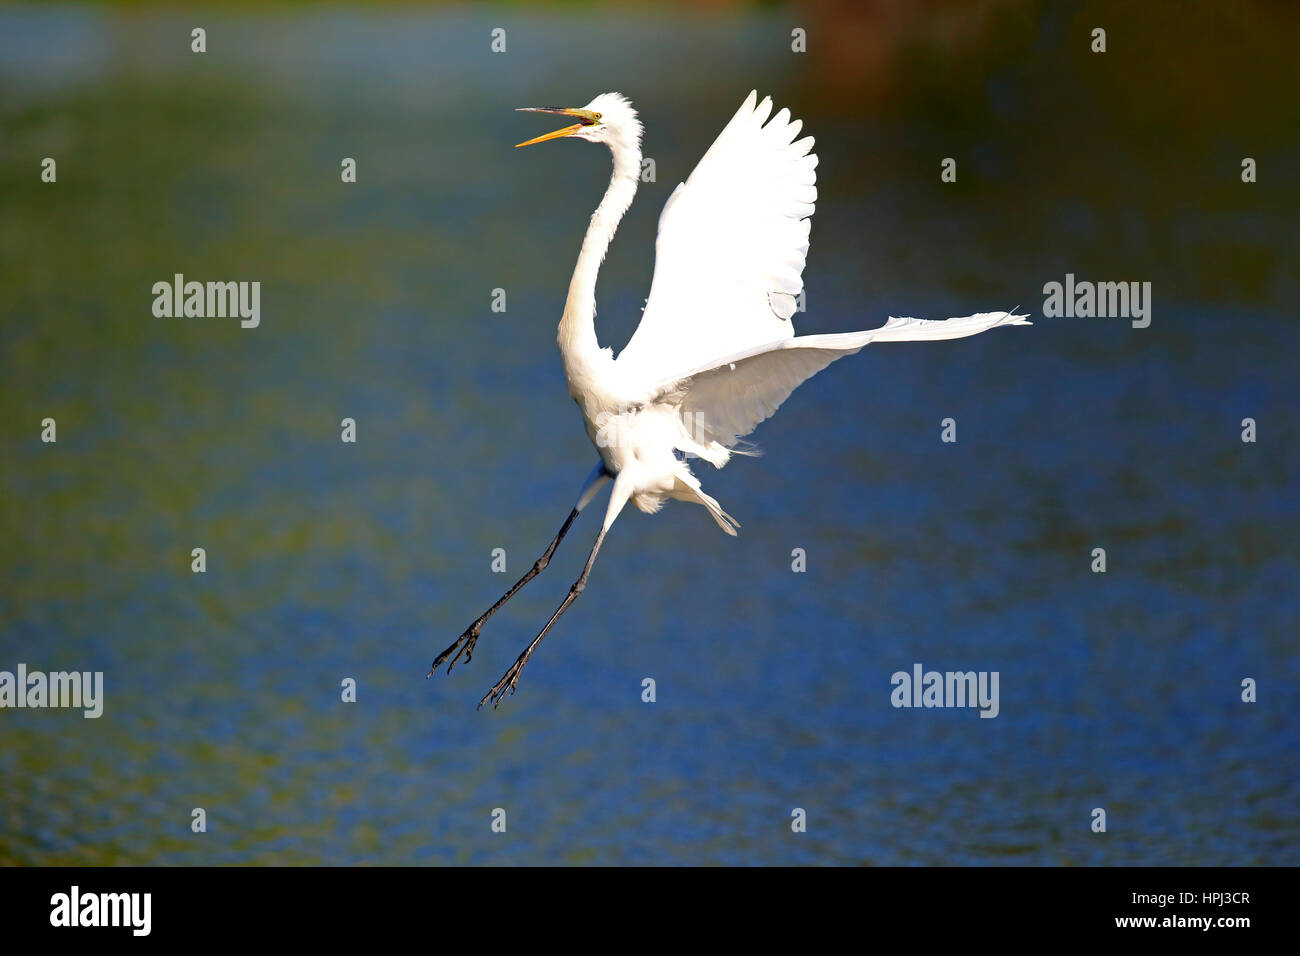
top-left (620, 91), bottom-right (816, 373)
top-left (434, 91), bottom-right (1029, 706)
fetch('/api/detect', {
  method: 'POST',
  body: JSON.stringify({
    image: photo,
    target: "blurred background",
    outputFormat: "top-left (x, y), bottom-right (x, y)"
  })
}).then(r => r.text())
top-left (0, 0), bottom-right (1296, 865)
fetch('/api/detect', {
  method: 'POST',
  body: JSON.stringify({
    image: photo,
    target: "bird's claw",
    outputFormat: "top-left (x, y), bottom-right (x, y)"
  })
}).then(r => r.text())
top-left (478, 654), bottom-right (528, 709)
top-left (428, 624), bottom-right (481, 678)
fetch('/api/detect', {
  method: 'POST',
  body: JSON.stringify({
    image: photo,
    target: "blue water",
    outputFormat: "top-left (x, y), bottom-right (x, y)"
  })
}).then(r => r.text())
top-left (1, 5), bottom-right (1296, 865)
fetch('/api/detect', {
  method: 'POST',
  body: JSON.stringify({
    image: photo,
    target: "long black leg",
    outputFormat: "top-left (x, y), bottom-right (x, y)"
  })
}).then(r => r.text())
top-left (480, 526), bottom-right (608, 709)
top-left (429, 508), bottom-right (579, 676)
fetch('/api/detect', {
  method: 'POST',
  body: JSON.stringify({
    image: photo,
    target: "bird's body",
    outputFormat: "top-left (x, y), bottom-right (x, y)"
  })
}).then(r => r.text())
top-left (432, 91), bottom-right (1029, 706)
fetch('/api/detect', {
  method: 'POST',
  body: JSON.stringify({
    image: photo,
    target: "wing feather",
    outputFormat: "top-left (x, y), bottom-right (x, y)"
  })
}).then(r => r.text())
top-left (671, 312), bottom-right (1032, 465)
top-left (617, 91), bottom-right (818, 378)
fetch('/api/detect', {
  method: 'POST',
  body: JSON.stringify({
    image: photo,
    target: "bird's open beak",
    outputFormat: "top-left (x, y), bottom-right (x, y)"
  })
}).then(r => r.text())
top-left (515, 107), bottom-right (600, 147)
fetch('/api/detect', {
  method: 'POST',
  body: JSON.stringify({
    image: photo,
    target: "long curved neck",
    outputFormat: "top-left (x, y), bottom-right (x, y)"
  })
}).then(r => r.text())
top-left (558, 137), bottom-right (641, 382)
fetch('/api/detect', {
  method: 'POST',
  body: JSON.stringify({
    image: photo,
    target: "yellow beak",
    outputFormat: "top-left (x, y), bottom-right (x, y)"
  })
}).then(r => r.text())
top-left (515, 107), bottom-right (600, 147)
top-left (515, 123), bottom-right (584, 148)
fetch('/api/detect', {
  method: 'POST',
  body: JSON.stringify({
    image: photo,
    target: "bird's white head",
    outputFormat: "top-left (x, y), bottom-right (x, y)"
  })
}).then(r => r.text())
top-left (515, 92), bottom-right (642, 152)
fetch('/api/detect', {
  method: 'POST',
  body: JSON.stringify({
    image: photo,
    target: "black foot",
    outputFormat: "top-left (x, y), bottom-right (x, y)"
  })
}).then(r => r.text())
top-left (478, 648), bottom-right (534, 709)
top-left (428, 624), bottom-right (482, 677)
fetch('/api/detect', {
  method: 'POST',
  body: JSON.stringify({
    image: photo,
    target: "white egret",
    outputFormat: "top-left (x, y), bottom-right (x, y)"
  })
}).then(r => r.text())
top-left (432, 91), bottom-right (1029, 708)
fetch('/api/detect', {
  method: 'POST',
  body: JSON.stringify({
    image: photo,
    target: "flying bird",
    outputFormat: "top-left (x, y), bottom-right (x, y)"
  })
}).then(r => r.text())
top-left (431, 91), bottom-right (1029, 708)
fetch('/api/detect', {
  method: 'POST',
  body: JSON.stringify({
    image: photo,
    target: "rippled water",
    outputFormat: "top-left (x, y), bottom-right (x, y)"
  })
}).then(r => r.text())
top-left (1, 5), bottom-right (1297, 865)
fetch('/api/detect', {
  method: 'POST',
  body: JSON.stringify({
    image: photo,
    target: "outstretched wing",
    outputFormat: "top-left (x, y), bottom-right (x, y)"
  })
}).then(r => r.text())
top-left (668, 312), bottom-right (1032, 465)
top-left (616, 91), bottom-right (817, 379)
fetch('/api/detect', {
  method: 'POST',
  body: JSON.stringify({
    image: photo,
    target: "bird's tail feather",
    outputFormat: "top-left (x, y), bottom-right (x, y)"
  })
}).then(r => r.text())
top-left (673, 476), bottom-right (740, 536)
